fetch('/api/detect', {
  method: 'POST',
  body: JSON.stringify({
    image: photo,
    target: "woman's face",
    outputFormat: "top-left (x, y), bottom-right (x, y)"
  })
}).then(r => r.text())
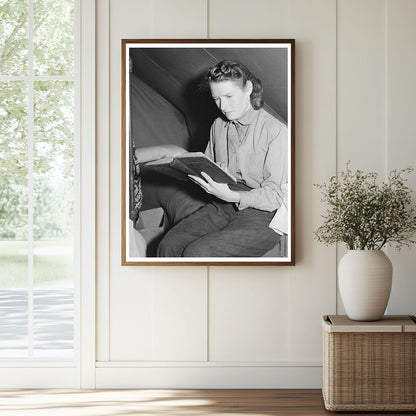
top-left (209, 79), bottom-right (252, 121)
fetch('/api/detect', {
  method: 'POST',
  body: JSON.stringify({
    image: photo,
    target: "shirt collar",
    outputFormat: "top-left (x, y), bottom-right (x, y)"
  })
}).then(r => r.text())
top-left (236, 105), bottom-right (256, 126)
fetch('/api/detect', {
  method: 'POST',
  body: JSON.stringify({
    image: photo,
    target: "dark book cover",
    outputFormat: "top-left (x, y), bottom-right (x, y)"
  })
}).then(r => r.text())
top-left (141, 152), bottom-right (251, 192)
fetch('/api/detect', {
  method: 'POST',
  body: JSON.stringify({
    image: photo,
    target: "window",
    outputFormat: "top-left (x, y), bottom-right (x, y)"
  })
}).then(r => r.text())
top-left (0, 0), bottom-right (78, 362)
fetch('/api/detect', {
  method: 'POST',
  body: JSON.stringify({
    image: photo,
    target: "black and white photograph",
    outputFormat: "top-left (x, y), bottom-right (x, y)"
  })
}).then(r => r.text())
top-left (122, 40), bottom-right (295, 265)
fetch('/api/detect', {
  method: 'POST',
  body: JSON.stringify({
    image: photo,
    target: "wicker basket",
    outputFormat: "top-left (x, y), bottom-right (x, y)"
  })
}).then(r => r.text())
top-left (322, 315), bottom-right (416, 411)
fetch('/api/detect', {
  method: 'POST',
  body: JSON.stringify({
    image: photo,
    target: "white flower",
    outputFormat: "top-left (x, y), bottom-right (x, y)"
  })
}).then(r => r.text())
top-left (314, 164), bottom-right (416, 250)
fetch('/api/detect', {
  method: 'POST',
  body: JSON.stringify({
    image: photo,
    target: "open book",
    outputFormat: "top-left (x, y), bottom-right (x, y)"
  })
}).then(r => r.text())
top-left (140, 151), bottom-right (249, 191)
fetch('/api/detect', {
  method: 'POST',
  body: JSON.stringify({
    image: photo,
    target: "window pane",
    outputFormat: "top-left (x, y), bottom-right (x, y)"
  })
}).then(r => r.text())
top-left (0, 0), bottom-right (28, 76)
top-left (33, 80), bottom-right (74, 359)
top-left (0, 81), bottom-right (28, 359)
top-left (0, 289), bottom-right (28, 359)
top-left (0, 80), bottom-right (29, 272)
top-left (33, 288), bottom-right (74, 360)
top-left (33, 81), bottom-right (74, 262)
top-left (33, 0), bottom-right (74, 76)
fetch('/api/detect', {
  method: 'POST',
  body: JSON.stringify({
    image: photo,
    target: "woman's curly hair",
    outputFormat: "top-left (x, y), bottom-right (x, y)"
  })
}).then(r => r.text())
top-left (205, 60), bottom-right (264, 110)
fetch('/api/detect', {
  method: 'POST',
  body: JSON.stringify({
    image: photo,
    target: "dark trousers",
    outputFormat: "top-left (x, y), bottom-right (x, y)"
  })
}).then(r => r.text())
top-left (157, 201), bottom-right (279, 257)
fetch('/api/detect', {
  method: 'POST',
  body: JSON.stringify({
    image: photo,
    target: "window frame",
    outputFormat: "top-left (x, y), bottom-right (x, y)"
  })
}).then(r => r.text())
top-left (0, 0), bottom-right (96, 388)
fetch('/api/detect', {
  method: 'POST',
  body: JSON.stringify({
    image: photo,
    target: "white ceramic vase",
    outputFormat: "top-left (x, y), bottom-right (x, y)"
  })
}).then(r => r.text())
top-left (338, 250), bottom-right (393, 321)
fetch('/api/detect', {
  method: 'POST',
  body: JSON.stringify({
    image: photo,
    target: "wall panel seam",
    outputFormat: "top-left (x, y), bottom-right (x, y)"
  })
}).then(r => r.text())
top-left (385, 0), bottom-right (389, 176)
top-left (207, 0), bottom-right (210, 39)
top-left (96, 0), bottom-right (111, 363)
top-left (206, 267), bottom-right (210, 362)
top-left (335, 0), bottom-right (339, 314)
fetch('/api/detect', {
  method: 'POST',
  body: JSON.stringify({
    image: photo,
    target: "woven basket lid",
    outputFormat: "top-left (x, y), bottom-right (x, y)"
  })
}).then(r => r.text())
top-left (322, 315), bottom-right (416, 333)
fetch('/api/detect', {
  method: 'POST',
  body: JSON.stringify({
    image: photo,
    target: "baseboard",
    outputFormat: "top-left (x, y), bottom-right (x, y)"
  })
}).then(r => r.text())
top-left (95, 365), bottom-right (323, 389)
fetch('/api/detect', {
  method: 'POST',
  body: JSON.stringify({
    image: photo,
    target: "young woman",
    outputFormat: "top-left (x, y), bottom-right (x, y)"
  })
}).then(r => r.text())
top-left (157, 60), bottom-right (288, 257)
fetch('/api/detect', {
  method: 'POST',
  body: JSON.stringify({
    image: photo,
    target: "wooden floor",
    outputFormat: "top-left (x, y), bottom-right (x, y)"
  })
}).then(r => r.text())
top-left (0, 389), bottom-right (414, 415)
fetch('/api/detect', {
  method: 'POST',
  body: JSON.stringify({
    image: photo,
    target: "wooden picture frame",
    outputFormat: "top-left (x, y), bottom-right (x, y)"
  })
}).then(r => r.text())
top-left (122, 39), bottom-right (295, 265)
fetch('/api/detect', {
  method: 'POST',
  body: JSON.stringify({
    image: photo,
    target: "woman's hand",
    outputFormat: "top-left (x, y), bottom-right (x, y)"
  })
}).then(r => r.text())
top-left (189, 172), bottom-right (240, 203)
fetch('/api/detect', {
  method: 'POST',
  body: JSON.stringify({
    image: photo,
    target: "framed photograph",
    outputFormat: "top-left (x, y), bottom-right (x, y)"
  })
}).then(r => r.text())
top-left (122, 39), bottom-right (295, 265)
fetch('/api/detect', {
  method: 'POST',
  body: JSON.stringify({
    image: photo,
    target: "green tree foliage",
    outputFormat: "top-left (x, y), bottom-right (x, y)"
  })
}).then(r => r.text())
top-left (34, 177), bottom-right (73, 239)
top-left (0, 81), bottom-right (28, 238)
top-left (0, 177), bottom-right (27, 239)
top-left (0, 0), bottom-right (28, 75)
top-left (33, 0), bottom-right (74, 75)
top-left (34, 81), bottom-right (74, 178)
top-left (0, 0), bottom-right (74, 240)
top-left (0, 81), bottom-right (28, 179)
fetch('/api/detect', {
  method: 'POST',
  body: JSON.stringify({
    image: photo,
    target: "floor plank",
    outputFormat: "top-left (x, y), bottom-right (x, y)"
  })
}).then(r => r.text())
top-left (0, 389), bottom-right (413, 415)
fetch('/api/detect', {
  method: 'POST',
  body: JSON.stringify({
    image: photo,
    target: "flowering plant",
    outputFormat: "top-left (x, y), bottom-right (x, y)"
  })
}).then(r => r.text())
top-left (314, 164), bottom-right (416, 250)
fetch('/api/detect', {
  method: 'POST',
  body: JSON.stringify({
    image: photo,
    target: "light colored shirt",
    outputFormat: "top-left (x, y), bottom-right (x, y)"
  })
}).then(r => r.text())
top-left (205, 106), bottom-right (288, 212)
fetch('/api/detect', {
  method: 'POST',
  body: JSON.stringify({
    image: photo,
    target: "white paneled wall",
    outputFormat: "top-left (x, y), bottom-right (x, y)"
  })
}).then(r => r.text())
top-left (336, 0), bottom-right (388, 312)
top-left (386, 0), bottom-right (416, 314)
top-left (95, 0), bottom-right (416, 388)
top-left (110, 268), bottom-right (207, 361)
top-left (208, 268), bottom-right (290, 362)
top-left (337, 0), bottom-right (387, 172)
